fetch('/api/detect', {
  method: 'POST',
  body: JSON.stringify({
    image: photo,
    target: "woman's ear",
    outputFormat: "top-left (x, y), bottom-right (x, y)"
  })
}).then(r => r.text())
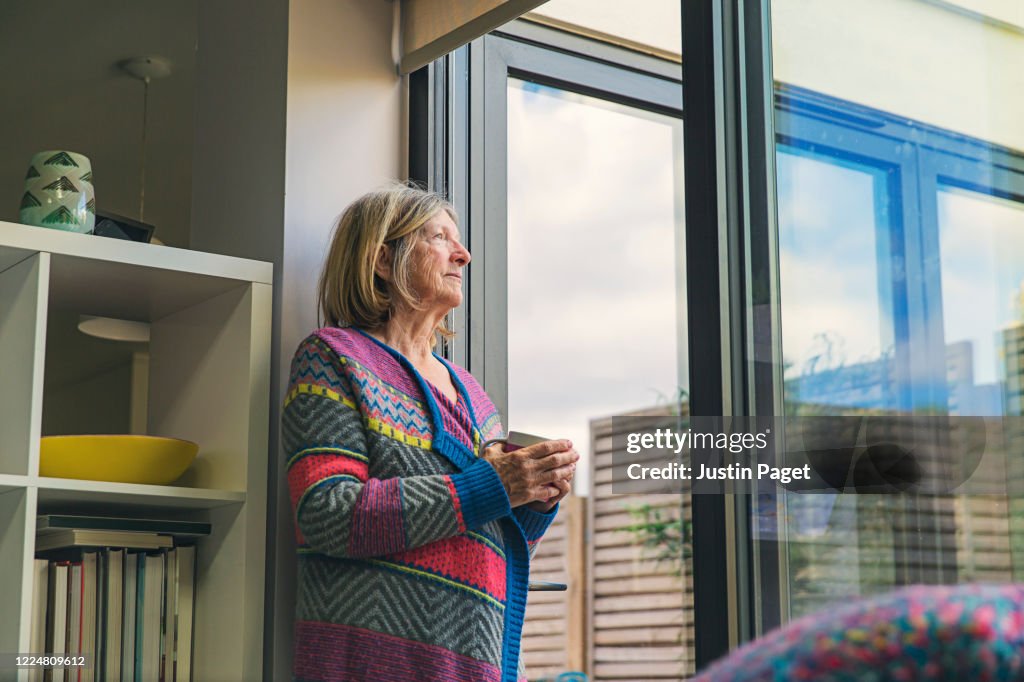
top-left (374, 243), bottom-right (392, 281)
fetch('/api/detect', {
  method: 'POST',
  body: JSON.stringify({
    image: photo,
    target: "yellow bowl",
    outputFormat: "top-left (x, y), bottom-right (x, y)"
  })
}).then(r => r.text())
top-left (40, 435), bottom-right (199, 485)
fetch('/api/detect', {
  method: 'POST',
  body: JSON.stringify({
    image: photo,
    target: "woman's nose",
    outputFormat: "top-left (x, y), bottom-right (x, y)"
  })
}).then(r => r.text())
top-left (452, 243), bottom-right (471, 266)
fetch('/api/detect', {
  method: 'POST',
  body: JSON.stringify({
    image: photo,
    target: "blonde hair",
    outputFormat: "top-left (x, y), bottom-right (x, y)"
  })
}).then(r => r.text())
top-left (317, 183), bottom-right (458, 344)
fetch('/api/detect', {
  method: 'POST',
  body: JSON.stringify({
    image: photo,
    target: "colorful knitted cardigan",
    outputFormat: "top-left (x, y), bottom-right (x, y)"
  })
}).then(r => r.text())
top-left (694, 583), bottom-right (1024, 681)
top-left (283, 327), bottom-right (556, 681)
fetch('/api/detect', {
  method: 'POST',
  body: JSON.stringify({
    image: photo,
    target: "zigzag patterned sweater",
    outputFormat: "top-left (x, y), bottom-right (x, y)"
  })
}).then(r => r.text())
top-left (284, 327), bottom-right (557, 681)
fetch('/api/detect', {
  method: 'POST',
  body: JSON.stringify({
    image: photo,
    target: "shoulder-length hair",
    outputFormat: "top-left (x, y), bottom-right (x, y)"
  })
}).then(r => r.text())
top-left (317, 183), bottom-right (458, 344)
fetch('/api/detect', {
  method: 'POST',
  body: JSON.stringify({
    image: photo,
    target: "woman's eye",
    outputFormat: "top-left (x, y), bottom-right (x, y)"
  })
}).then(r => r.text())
top-left (434, 233), bottom-right (446, 240)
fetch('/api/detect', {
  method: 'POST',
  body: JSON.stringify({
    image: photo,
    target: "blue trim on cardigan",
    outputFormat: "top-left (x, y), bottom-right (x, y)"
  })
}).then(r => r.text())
top-left (513, 503), bottom-right (559, 541)
top-left (351, 328), bottom-right (531, 680)
top-left (451, 459), bottom-right (512, 529)
top-left (500, 517), bottom-right (531, 682)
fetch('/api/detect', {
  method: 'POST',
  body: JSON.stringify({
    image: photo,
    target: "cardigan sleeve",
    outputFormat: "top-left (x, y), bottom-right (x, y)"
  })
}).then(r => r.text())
top-left (283, 335), bottom-right (511, 559)
top-left (513, 503), bottom-right (558, 543)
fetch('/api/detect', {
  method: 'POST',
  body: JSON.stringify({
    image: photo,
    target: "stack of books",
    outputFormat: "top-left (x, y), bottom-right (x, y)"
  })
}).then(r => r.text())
top-left (31, 515), bottom-right (210, 682)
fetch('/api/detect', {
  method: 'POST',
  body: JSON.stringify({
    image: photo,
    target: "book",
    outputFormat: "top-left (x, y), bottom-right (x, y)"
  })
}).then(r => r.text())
top-left (45, 562), bottom-right (68, 682)
top-left (133, 548), bottom-right (145, 679)
top-left (122, 554), bottom-right (138, 682)
top-left (140, 554), bottom-right (163, 681)
top-left (175, 546), bottom-right (196, 682)
top-left (37, 545), bottom-right (198, 682)
top-left (30, 559), bottom-right (48, 682)
top-left (37, 515), bottom-right (211, 538)
top-left (80, 553), bottom-right (97, 682)
top-left (36, 530), bottom-right (173, 553)
top-left (162, 549), bottom-right (177, 682)
top-left (95, 553), bottom-right (105, 681)
top-left (66, 562), bottom-right (81, 682)
top-left (103, 550), bottom-right (124, 682)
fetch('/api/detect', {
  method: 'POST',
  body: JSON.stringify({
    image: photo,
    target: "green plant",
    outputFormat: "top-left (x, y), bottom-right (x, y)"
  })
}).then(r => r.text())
top-left (619, 503), bottom-right (692, 575)
top-left (648, 386), bottom-right (690, 416)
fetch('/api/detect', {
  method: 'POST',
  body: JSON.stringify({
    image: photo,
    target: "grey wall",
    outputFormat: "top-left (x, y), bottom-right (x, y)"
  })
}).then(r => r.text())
top-left (0, 0), bottom-right (198, 248)
top-left (41, 308), bottom-right (147, 436)
top-left (189, 0), bottom-right (288, 264)
top-left (42, 362), bottom-right (132, 437)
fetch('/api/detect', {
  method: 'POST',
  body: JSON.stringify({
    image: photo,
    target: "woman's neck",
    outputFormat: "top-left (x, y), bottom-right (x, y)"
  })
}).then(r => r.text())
top-left (368, 309), bottom-right (445, 365)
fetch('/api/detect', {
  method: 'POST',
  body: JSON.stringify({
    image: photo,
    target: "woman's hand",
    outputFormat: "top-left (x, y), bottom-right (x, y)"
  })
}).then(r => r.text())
top-left (525, 477), bottom-right (571, 513)
top-left (482, 439), bottom-right (578, 508)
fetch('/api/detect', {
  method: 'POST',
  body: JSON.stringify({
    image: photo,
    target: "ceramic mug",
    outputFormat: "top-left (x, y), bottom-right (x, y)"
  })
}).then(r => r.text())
top-left (19, 150), bottom-right (95, 233)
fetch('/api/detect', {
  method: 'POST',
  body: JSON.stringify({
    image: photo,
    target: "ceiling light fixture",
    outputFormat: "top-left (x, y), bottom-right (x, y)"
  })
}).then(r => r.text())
top-left (77, 315), bottom-right (151, 343)
top-left (118, 56), bottom-right (173, 223)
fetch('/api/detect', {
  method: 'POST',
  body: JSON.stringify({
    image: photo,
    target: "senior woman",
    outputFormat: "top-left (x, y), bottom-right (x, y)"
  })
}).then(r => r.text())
top-left (283, 184), bottom-right (578, 682)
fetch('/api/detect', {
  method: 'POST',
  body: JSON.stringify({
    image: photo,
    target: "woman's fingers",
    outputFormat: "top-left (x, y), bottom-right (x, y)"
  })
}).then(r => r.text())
top-left (549, 479), bottom-right (570, 495)
top-left (542, 479), bottom-right (571, 503)
top-left (540, 463), bottom-right (576, 484)
top-left (536, 448), bottom-right (578, 472)
top-left (482, 442), bottom-right (508, 460)
top-left (521, 439), bottom-right (573, 459)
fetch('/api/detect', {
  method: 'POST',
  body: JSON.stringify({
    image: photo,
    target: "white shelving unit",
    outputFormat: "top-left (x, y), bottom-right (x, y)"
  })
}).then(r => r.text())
top-left (0, 220), bottom-right (272, 681)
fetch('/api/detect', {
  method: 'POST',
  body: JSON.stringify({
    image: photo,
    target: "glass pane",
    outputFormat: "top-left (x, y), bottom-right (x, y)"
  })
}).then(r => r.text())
top-left (528, 0), bottom-right (681, 60)
top-left (778, 149), bottom-right (893, 410)
top-left (506, 79), bottom-right (689, 679)
top-left (766, 0), bottom-right (1024, 632)
top-left (938, 187), bottom-right (1024, 417)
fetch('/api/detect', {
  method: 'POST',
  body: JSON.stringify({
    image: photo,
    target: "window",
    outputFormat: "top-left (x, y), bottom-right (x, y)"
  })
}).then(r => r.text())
top-left (768, 0), bottom-right (1024, 630)
top-left (412, 25), bottom-right (692, 678)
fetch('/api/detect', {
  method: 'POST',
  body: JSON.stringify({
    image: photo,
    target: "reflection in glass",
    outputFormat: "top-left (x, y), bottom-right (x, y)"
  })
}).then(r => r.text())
top-left (768, 0), bottom-right (1024, 632)
top-left (778, 149), bottom-right (893, 411)
top-left (506, 79), bottom-right (690, 679)
top-left (938, 187), bottom-right (1024, 417)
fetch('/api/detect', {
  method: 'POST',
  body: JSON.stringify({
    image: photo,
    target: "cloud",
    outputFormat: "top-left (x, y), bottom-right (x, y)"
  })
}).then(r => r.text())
top-left (505, 85), bottom-right (684, 492)
top-left (776, 151), bottom-right (888, 375)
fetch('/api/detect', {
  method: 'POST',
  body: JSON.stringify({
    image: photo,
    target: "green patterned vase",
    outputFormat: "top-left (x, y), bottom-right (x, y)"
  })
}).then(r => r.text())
top-left (19, 150), bottom-right (95, 233)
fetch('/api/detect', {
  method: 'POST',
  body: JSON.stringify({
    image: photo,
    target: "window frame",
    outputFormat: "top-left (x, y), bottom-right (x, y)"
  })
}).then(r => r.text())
top-left (410, 4), bottom-right (778, 670)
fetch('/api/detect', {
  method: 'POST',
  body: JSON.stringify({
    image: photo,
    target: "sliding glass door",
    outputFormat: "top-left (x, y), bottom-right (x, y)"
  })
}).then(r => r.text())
top-left (763, 0), bottom-right (1024, 631)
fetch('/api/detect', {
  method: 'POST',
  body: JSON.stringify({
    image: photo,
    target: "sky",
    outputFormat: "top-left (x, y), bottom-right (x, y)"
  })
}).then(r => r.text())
top-left (776, 150), bottom-right (888, 378)
top-left (938, 187), bottom-right (1024, 385)
top-left (505, 80), bottom-right (684, 494)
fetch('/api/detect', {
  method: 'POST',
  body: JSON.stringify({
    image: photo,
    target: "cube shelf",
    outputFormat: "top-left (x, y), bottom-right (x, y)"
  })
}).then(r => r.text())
top-left (0, 221), bottom-right (271, 681)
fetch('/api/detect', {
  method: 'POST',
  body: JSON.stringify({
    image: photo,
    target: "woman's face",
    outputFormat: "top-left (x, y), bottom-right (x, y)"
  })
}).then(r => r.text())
top-left (409, 211), bottom-right (470, 311)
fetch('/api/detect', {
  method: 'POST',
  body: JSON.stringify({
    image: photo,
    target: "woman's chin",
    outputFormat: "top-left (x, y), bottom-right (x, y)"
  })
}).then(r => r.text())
top-left (421, 292), bottom-right (462, 312)
top-left (440, 286), bottom-right (463, 306)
